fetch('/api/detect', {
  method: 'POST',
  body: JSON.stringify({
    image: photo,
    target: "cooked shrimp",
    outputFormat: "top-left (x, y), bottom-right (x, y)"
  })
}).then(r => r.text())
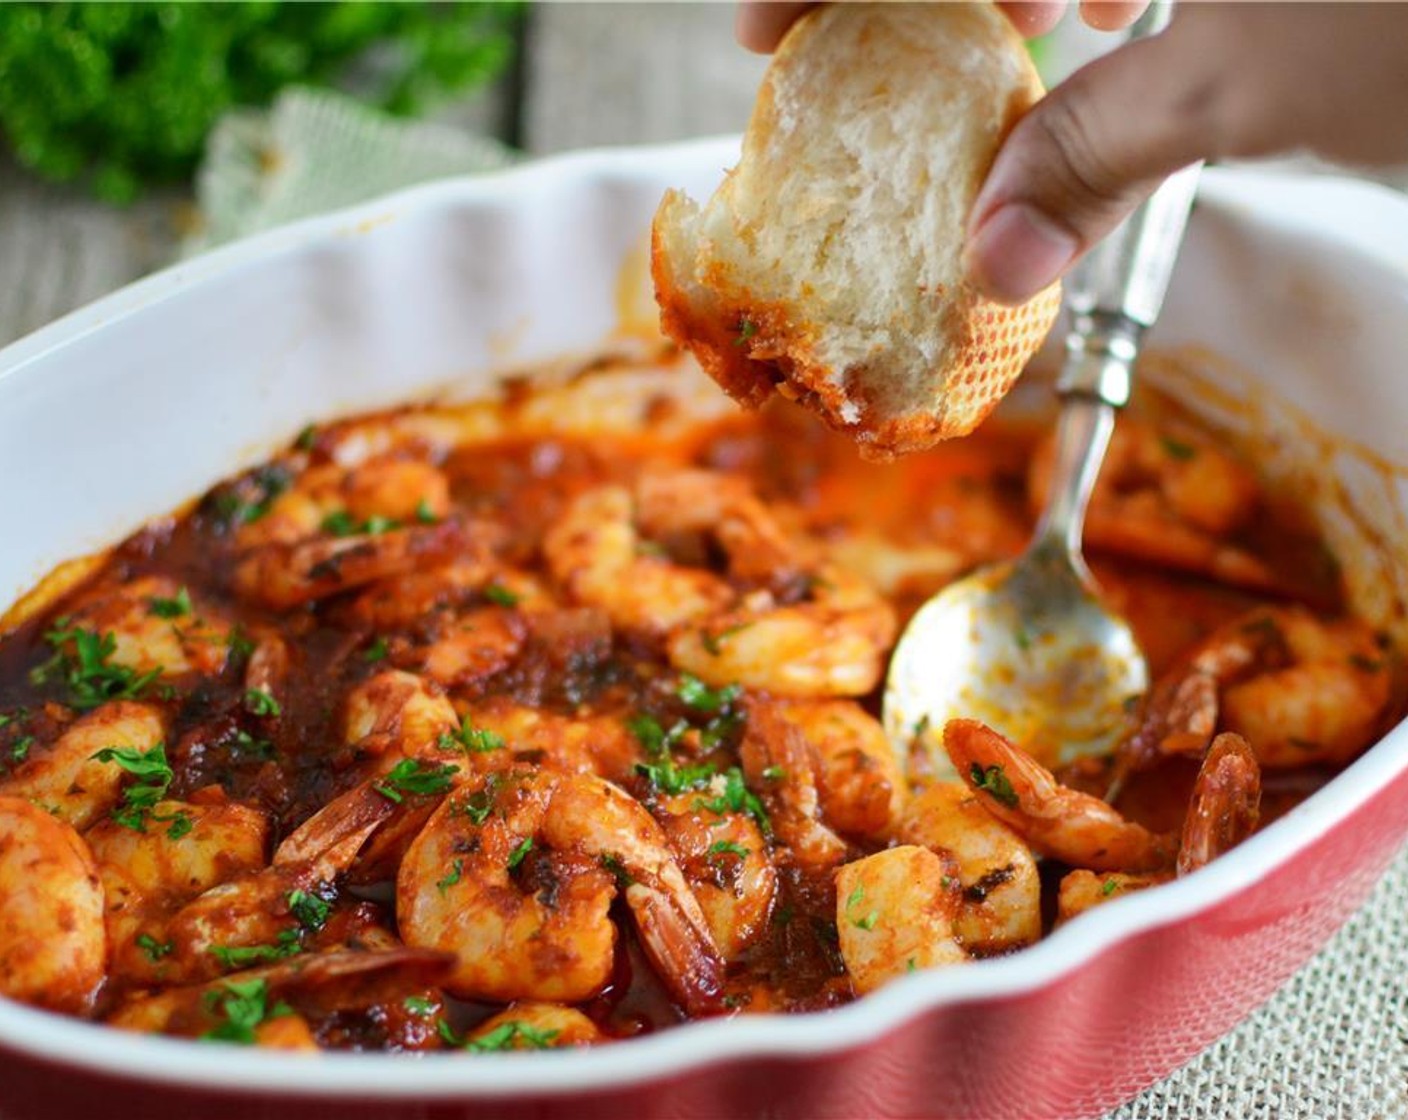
top-left (466, 697), bottom-right (643, 782)
top-left (341, 669), bottom-right (460, 768)
top-left (668, 566), bottom-right (895, 698)
top-left (107, 947), bottom-right (453, 1042)
top-left (86, 797), bottom-right (271, 986)
top-left (0, 797), bottom-right (106, 1014)
top-left (397, 769), bottom-right (724, 1014)
top-left (345, 558), bottom-right (537, 631)
top-left (1122, 606), bottom-right (1393, 774)
top-left (1030, 418), bottom-right (1284, 594)
top-left (835, 846), bottom-right (966, 995)
top-left (64, 575), bottom-right (231, 678)
top-left (945, 720), bottom-right (1173, 873)
top-left (1056, 870), bottom-right (1168, 926)
top-left (233, 518), bottom-right (477, 610)
top-left (1177, 732), bottom-right (1261, 877)
top-left (653, 792), bottom-right (776, 960)
top-left (543, 485), bottom-right (732, 638)
top-left (233, 458), bottom-right (452, 550)
top-left (462, 1001), bottom-right (604, 1050)
top-left (898, 783), bottom-right (1041, 954)
top-left (740, 699), bottom-right (904, 869)
top-left (0, 701), bottom-right (164, 831)
top-left (417, 607), bottom-right (528, 691)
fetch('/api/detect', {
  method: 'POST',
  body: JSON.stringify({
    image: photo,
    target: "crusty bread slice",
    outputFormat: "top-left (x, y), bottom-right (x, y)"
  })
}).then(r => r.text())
top-left (652, 2), bottom-right (1061, 458)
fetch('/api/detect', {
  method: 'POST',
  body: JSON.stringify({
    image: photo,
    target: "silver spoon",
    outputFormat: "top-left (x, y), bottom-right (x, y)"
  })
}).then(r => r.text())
top-left (882, 2), bottom-right (1199, 779)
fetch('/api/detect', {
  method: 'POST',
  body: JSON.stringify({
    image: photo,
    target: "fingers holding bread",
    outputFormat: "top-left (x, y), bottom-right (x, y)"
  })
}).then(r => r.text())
top-left (655, 2), bottom-right (1061, 458)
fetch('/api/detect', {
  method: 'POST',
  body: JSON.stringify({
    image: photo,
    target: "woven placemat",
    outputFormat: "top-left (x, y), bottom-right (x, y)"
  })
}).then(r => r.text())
top-left (192, 91), bottom-right (1408, 1119)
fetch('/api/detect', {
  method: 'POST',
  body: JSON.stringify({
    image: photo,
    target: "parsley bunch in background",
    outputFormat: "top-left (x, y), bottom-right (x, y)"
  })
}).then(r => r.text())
top-left (0, 2), bottom-right (523, 204)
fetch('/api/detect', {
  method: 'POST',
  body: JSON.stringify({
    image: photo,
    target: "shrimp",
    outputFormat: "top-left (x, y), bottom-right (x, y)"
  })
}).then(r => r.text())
top-left (233, 518), bottom-right (477, 610)
top-left (945, 720), bottom-right (1173, 873)
top-left (107, 947), bottom-right (453, 1043)
top-left (542, 485), bottom-right (732, 638)
top-left (63, 575), bottom-right (232, 678)
top-left (667, 566), bottom-right (895, 698)
top-left (465, 697), bottom-right (643, 782)
top-left (0, 797), bottom-right (106, 1014)
top-left (1029, 416), bottom-right (1275, 592)
top-left (835, 846), bottom-right (966, 995)
top-left (345, 558), bottom-right (539, 631)
top-left (0, 701), bottom-right (164, 831)
top-left (86, 797), bottom-right (271, 987)
top-left (397, 769), bottom-right (725, 1014)
top-left (1058, 732), bottom-right (1262, 924)
top-left (740, 699), bottom-right (904, 869)
top-left (1176, 732), bottom-right (1261, 877)
top-left (897, 783), bottom-right (1041, 954)
top-left (417, 607), bottom-right (528, 691)
top-left (341, 670), bottom-right (461, 769)
top-left (461, 1002), bottom-right (604, 1050)
top-left (653, 792), bottom-right (776, 960)
top-left (1121, 606), bottom-right (1393, 774)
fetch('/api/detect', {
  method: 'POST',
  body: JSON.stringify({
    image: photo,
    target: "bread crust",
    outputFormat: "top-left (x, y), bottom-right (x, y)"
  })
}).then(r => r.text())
top-left (651, 2), bottom-right (1061, 459)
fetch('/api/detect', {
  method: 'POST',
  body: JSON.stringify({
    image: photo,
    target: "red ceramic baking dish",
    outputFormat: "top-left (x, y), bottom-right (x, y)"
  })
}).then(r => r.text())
top-left (1, 138), bottom-right (1406, 1119)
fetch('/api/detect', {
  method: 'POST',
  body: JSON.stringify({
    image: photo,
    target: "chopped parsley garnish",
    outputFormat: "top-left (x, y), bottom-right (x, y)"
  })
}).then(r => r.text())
top-left (733, 317), bottom-right (758, 348)
top-left (635, 757), bottom-right (717, 796)
top-left (440, 1019), bottom-right (560, 1052)
top-left (227, 629), bottom-right (257, 659)
top-left (707, 840), bottom-right (750, 861)
top-left (403, 995), bottom-right (437, 1016)
top-left (483, 582), bottom-right (519, 607)
top-left (244, 688), bottom-right (281, 717)
top-left (455, 777), bottom-right (499, 825)
top-left (438, 721), bottom-right (505, 755)
top-left (209, 929), bottom-right (302, 969)
top-left (91, 742), bottom-right (175, 833)
top-left (31, 623), bottom-right (163, 710)
top-left (162, 811), bottom-right (194, 840)
top-left (693, 767), bottom-right (771, 835)
top-left (231, 729), bottom-right (274, 760)
top-left (147, 586), bottom-right (192, 619)
top-left (506, 837), bottom-right (534, 871)
top-left (374, 759), bottom-right (459, 804)
top-left (362, 636), bottom-right (389, 663)
top-left (677, 673), bottom-right (740, 713)
top-left (1101, 878), bottom-right (1121, 897)
top-left (760, 765), bottom-right (786, 782)
top-left (845, 883), bottom-right (878, 931)
top-left (200, 978), bottom-right (292, 1045)
top-left (415, 499), bottom-right (439, 525)
top-left (969, 763), bottom-right (1020, 808)
top-left (9, 736), bottom-right (33, 764)
top-left (321, 510), bottom-right (401, 537)
top-left (1013, 624), bottom-right (1033, 651)
top-left (600, 852), bottom-right (634, 887)
top-left (136, 933), bottom-right (174, 962)
top-left (294, 424), bottom-right (318, 452)
top-left (1160, 436), bottom-right (1197, 461)
top-left (286, 889), bottom-right (331, 932)
top-left (211, 465), bottom-right (292, 528)
top-left (436, 858), bottom-right (464, 895)
top-left (626, 713), bottom-right (686, 759)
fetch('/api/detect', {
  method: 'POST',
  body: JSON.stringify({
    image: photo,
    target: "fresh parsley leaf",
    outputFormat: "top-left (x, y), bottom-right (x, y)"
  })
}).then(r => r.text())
top-left (403, 995), bottom-right (437, 1016)
top-left (321, 510), bottom-right (402, 537)
top-left (286, 889), bottom-right (330, 932)
top-left (32, 623), bottom-right (163, 710)
top-left (733, 317), bottom-right (758, 348)
top-left (438, 721), bottom-right (505, 755)
top-left (136, 933), bottom-right (174, 962)
top-left (506, 837), bottom-right (533, 871)
top-left (969, 763), bottom-right (1020, 808)
top-left (483, 582), bottom-right (519, 607)
top-left (147, 586), bottom-right (192, 619)
top-left (635, 758), bottom-right (716, 796)
top-left (694, 767), bottom-right (771, 835)
top-left (209, 929), bottom-right (302, 969)
top-left (599, 852), bottom-right (634, 887)
top-left (677, 673), bottom-right (740, 713)
top-left (244, 688), bottom-right (281, 717)
top-left (294, 424), bottom-right (318, 452)
top-left (1101, 878), bottom-right (1120, 897)
top-left (626, 713), bottom-right (686, 759)
top-left (844, 882), bottom-right (878, 931)
top-left (436, 859), bottom-right (463, 896)
top-left (415, 499), bottom-right (439, 525)
top-left (362, 636), bottom-right (389, 663)
top-left (200, 978), bottom-right (291, 1045)
top-left (91, 742), bottom-right (174, 833)
top-left (9, 735), bottom-right (33, 764)
top-left (374, 759), bottom-right (459, 804)
top-left (707, 840), bottom-right (750, 861)
top-left (456, 1020), bottom-right (560, 1052)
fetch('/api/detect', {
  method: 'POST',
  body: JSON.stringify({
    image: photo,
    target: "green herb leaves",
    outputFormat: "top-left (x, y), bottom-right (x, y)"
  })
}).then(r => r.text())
top-left (32, 623), bottom-right (162, 710)
top-left (91, 741), bottom-right (187, 834)
top-left (374, 759), bottom-right (458, 804)
top-left (147, 586), bottom-right (192, 619)
top-left (969, 763), bottom-right (1019, 809)
top-left (200, 979), bottom-right (291, 1045)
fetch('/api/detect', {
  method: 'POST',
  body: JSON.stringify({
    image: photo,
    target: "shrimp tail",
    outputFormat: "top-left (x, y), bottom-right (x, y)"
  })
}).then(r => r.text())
top-left (626, 882), bottom-right (726, 1016)
top-left (1177, 732), bottom-right (1261, 877)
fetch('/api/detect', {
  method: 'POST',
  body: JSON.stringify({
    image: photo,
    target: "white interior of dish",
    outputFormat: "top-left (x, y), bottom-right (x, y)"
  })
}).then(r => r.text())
top-left (1, 138), bottom-right (1407, 1097)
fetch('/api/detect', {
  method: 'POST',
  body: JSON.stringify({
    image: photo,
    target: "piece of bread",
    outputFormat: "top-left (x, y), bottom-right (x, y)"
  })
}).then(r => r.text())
top-left (652, 2), bottom-right (1061, 458)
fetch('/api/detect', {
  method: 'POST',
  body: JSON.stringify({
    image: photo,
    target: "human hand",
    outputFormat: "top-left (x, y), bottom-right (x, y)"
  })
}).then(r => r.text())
top-left (737, 3), bottom-right (1408, 306)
